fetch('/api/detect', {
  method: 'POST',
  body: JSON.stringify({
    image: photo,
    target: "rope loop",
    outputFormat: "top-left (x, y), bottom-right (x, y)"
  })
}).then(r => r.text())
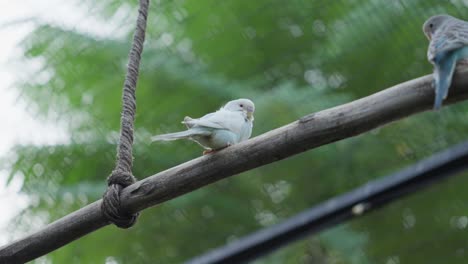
top-left (102, 170), bottom-right (139, 228)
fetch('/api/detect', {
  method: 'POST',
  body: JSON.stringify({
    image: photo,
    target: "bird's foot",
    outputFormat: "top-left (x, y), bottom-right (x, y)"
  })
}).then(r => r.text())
top-left (202, 144), bottom-right (233, 155)
top-left (203, 149), bottom-right (216, 155)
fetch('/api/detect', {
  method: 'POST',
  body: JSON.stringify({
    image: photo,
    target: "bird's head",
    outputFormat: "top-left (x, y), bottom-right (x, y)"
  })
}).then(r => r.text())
top-left (423, 14), bottom-right (453, 40)
top-left (224, 98), bottom-right (255, 120)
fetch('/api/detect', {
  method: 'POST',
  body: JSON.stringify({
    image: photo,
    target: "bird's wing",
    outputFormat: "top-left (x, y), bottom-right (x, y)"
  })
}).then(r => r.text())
top-left (429, 20), bottom-right (468, 61)
top-left (182, 112), bottom-right (224, 129)
top-left (183, 116), bottom-right (198, 129)
top-left (204, 109), bottom-right (246, 134)
top-left (183, 109), bottom-right (246, 134)
top-left (182, 113), bottom-right (220, 128)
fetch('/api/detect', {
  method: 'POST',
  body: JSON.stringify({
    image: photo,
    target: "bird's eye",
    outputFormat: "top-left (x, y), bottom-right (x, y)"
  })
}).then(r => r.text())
top-left (240, 104), bottom-right (243, 107)
top-left (429, 23), bottom-right (434, 28)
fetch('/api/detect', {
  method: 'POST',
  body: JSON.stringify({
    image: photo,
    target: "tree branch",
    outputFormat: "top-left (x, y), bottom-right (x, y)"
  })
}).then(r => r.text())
top-left (2, 71), bottom-right (468, 263)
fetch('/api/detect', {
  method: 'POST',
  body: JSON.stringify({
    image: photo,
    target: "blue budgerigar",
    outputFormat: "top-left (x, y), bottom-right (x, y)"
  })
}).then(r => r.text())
top-left (423, 14), bottom-right (468, 109)
top-left (151, 99), bottom-right (255, 154)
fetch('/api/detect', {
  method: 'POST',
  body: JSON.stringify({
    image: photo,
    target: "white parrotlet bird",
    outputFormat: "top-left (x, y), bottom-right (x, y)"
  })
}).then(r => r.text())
top-left (151, 99), bottom-right (255, 154)
top-left (423, 14), bottom-right (468, 109)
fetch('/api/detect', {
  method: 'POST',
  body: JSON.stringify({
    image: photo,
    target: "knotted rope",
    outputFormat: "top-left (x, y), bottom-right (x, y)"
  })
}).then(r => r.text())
top-left (101, 0), bottom-right (149, 228)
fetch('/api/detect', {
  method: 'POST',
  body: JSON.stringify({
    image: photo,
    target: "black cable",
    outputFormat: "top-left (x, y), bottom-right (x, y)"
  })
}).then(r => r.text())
top-left (186, 141), bottom-right (468, 264)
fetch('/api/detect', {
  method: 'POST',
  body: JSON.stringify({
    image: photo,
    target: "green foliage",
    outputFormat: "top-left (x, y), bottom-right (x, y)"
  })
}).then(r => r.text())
top-left (5, 0), bottom-right (468, 263)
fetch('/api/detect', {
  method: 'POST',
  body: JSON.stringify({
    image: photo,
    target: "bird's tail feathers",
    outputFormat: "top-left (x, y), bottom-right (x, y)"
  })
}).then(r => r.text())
top-left (151, 130), bottom-right (195, 142)
top-left (151, 129), bottom-right (211, 142)
top-left (434, 77), bottom-right (444, 110)
top-left (433, 54), bottom-right (457, 110)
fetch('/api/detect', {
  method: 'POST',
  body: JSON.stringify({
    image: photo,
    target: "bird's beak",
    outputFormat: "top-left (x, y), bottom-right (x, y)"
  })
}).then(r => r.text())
top-left (424, 30), bottom-right (432, 41)
top-left (246, 111), bottom-right (254, 121)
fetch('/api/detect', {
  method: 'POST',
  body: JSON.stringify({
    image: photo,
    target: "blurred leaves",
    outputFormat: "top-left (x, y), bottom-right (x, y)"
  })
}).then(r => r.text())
top-left (4, 0), bottom-right (468, 263)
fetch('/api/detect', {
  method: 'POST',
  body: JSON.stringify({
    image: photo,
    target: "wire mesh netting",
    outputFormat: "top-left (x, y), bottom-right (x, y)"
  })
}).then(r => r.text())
top-left (2, 0), bottom-right (468, 263)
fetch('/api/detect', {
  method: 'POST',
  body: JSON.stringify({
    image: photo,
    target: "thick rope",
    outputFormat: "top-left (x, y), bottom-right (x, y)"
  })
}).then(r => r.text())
top-left (102, 0), bottom-right (149, 228)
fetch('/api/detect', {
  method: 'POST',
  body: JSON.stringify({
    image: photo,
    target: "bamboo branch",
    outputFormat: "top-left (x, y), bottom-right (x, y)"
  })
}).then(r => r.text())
top-left (2, 71), bottom-right (468, 263)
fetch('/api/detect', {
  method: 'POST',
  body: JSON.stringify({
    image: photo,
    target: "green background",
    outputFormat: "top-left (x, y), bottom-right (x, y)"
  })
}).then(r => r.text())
top-left (4, 0), bottom-right (468, 263)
